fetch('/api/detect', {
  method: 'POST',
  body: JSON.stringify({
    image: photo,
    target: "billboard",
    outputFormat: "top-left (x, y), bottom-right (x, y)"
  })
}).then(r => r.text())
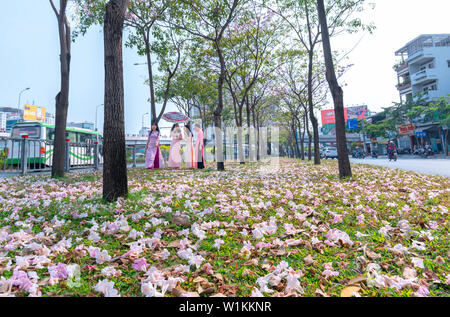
top-left (321, 108), bottom-right (348, 125)
top-left (321, 109), bottom-right (335, 125)
top-left (346, 105), bottom-right (368, 120)
top-left (399, 124), bottom-right (415, 135)
top-left (24, 104), bottom-right (46, 122)
top-left (321, 105), bottom-right (367, 125)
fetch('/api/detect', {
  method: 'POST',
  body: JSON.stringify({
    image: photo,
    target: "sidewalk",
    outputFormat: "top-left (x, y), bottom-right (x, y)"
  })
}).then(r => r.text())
top-left (395, 154), bottom-right (449, 160)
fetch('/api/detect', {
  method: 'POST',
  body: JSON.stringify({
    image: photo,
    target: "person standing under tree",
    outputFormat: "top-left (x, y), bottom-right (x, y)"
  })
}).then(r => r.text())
top-left (194, 124), bottom-right (205, 169)
top-left (168, 123), bottom-right (182, 169)
top-left (145, 122), bottom-right (165, 170)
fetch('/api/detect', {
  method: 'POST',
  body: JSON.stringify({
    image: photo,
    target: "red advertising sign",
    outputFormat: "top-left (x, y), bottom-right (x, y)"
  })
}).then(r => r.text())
top-left (399, 124), bottom-right (415, 134)
top-left (321, 108), bottom-right (348, 125)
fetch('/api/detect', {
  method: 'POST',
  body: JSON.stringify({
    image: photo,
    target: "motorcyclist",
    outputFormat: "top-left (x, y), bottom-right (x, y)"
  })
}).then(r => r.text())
top-left (387, 141), bottom-right (397, 160)
top-left (424, 143), bottom-right (433, 157)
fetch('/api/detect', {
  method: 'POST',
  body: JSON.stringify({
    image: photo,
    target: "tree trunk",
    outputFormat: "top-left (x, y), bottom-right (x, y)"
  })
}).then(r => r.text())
top-left (317, 0), bottom-right (352, 178)
top-left (102, 0), bottom-right (130, 202)
top-left (445, 129), bottom-right (449, 156)
top-left (251, 107), bottom-right (258, 162)
top-left (307, 50), bottom-right (321, 165)
top-left (144, 31), bottom-right (157, 124)
top-left (237, 126), bottom-right (245, 164)
top-left (214, 113), bottom-right (224, 170)
top-left (256, 113), bottom-right (260, 162)
top-left (215, 46), bottom-right (226, 171)
top-left (51, 0), bottom-right (71, 179)
top-left (301, 113), bottom-right (306, 160)
top-left (246, 96), bottom-right (251, 129)
top-left (292, 121), bottom-right (300, 158)
top-left (305, 111), bottom-right (312, 161)
top-left (304, 1), bottom-right (321, 165)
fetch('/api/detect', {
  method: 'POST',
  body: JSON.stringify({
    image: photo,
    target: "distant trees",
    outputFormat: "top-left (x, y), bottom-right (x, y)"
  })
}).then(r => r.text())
top-left (64, 0), bottom-right (376, 199)
top-left (174, 0), bottom-right (244, 171)
top-left (222, 3), bottom-right (280, 164)
top-left (76, 0), bottom-right (178, 125)
top-left (264, 0), bottom-right (374, 168)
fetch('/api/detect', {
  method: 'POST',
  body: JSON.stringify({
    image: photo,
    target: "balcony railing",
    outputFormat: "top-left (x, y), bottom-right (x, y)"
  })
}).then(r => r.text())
top-left (397, 82), bottom-right (411, 91)
top-left (411, 68), bottom-right (437, 84)
top-left (422, 90), bottom-right (440, 101)
top-left (412, 69), bottom-right (427, 81)
top-left (394, 62), bottom-right (408, 72)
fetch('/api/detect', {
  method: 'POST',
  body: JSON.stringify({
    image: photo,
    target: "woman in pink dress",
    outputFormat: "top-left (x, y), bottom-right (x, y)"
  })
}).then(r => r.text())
top-left (168, 123), bottom-right (182, 169)
top-left (194, 124), bottom-right (205, 169)
top-left (145, 122), bottom-right (165, 170)
top-left (183, 123), bottom-right (195, 169)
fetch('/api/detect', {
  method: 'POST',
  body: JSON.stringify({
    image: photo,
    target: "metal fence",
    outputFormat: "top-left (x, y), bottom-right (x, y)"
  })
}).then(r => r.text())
top-left (0, 136), bottom-right (155, 175)
top-left (0, 136), bottom-right (105, 175)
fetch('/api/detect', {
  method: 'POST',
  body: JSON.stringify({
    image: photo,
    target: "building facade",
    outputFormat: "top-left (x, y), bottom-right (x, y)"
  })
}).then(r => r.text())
top-left (394, 34), bottom-right (450, 154)
top-left (45, 113), bottom-right (55, 125)
top-left (395, 34), bottom-right (450, 103)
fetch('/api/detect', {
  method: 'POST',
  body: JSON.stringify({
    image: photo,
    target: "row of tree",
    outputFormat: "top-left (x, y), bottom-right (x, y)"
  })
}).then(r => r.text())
top-left (48, 0), bottom-right (374, 202)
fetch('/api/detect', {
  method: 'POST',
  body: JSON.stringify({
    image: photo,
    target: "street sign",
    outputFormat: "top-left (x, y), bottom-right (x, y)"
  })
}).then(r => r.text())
top-left (347, 119), bottom-right (358, 130)
top-left (416, 132), bottom-right (427, 138)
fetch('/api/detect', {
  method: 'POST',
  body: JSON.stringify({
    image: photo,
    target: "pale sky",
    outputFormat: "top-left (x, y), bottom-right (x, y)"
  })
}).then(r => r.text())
top-left (331, 0), bottom-right (450, 115)
top-left (0, 0), bottom-right (449, 133)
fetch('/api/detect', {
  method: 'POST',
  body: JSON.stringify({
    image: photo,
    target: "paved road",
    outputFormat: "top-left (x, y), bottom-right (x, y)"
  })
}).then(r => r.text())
top-left (350, 157), bottom-right (450, 177)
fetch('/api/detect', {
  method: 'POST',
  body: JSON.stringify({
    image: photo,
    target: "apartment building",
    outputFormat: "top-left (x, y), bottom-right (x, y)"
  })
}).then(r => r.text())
top-left (394, 34), bottom-right (450, 153)
top-left (395, 34), bottom-right (450, 103)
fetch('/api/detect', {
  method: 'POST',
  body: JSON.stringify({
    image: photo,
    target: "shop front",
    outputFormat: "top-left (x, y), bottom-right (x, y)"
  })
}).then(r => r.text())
top-left (414, 123), bottom-right (444, 153)
top-left (370, 137), bottom-right (389, 155)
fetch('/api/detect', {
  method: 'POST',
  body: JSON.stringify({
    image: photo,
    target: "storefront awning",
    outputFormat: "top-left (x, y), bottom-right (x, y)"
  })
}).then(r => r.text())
top-left (414, 125), bottom-right (434, 133)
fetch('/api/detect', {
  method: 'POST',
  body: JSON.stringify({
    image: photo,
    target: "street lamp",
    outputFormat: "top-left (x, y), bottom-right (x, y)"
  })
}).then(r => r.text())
top-left (134, 61), bottom-right (158, 125)
top-left (17, 87), bottom-right (31, 121)
top-left (142, 112), bottom-right (149, 130)
top-left (95, 104), bottom-right (104, 141)
top-left (95, 104), bottom-right (104, 131)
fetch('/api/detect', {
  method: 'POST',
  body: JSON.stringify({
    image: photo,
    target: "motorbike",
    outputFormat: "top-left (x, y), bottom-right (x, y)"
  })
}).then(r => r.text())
top-left (420, 148), bottom-right (434, 158)
top-left (371, 151), bottom-right (378, 158)
top-left (388, 150), bottom-right (397, 162)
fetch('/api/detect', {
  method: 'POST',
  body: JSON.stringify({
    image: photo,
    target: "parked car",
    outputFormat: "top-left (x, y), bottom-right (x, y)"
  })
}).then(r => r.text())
top-left (323, 146), bottom-right (338, 159)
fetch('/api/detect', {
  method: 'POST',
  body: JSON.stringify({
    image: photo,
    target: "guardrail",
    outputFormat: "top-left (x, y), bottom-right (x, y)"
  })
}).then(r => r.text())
top-left (0, 136), bottom-right (156, 175)
top-left (0, 136), bottom-right (107, 175)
